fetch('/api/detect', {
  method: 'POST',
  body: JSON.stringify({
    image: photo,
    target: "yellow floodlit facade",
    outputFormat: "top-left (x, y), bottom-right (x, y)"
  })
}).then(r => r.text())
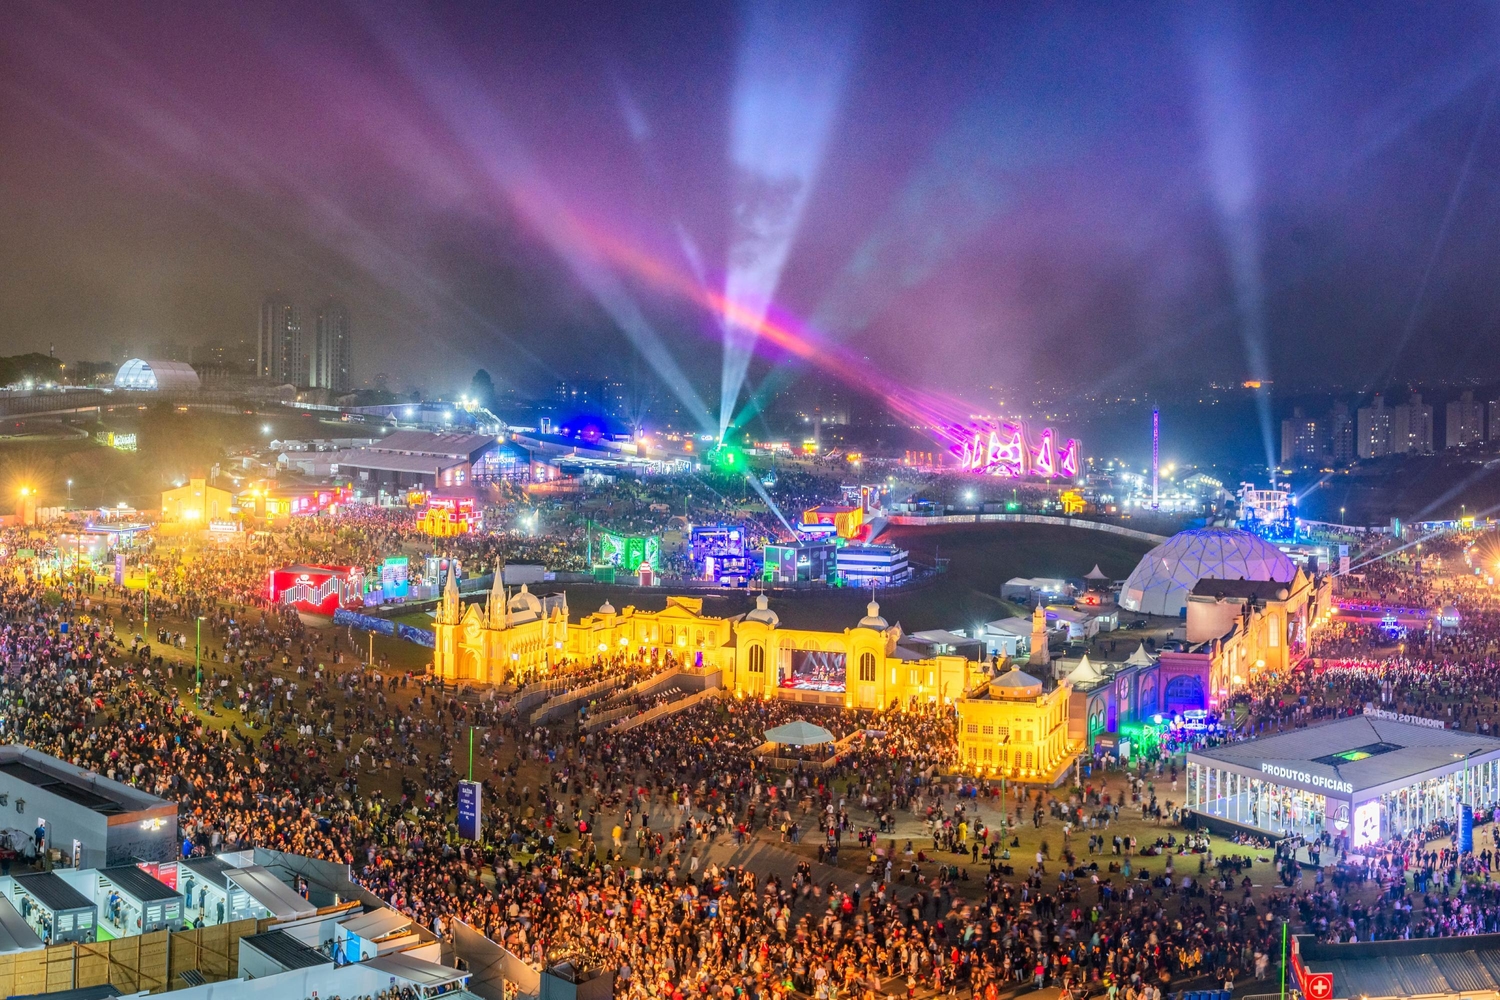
top-left (419, 505), bottom-right (472, 536)
top-left (431, 580), bottom-right (1077, 777)
top-left (160, 478), bottom-right (234, 524)
top-left (570, 595), bottom-right (736, 670)
top-left (955, 666), bottom-right (1074, 780)
top-left (730, 597), bottom-right (972, 709)
top-left (431, 568), bottom-right (568, 685)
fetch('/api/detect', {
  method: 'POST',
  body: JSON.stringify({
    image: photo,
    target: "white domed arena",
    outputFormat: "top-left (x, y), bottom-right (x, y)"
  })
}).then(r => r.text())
top-left (1119, 527), bottom-right (1297, 617)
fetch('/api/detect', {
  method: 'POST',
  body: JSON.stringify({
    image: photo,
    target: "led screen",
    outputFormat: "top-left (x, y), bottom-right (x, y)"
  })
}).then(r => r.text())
top-left (780, 650), bottom-right (847, 692)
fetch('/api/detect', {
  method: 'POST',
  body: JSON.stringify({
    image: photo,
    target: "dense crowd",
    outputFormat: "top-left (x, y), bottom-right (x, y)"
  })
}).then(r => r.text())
top-left (13, 513), bottom-right (1500, 997)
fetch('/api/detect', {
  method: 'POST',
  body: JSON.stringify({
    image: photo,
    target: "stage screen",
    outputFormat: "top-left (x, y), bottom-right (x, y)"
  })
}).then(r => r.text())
top-left (381, 557), bottom-right (410, 599)
top-left (780, 650), bottom-right (847, 692)
top-left (691, 525), bottom-right (745, 559)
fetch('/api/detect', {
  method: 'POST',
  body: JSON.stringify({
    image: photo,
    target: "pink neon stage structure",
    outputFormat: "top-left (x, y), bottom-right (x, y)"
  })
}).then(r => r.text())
top-left (518, 208), bottom-right (1088, 472)
top-left (956, 421), bottom-right (1081, 479)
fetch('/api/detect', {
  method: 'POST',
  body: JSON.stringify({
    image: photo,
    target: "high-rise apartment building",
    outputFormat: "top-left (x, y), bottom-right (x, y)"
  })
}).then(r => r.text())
top-left (1447, 391), bottom-right (1485, 449)
top-left (1279, 408), bottom-right (1321, 464)
top-left (554, 377), bottom-right (633, 419)
top-left (1328, 402), bottom-right (1354, 463)
top-left (599, 378), bottom-right (628, 418)
top-left (554, 378), bottom-right (591, 408)
top-left (1489, 399), bottom-right (1500, 442)
top-left (1390, 393), bottom-right (1433, 455)
top-left (258, 296), bottom-right (306, 385)
top-left (1356, 394), bottom-right (1391, 460)
top-left (313, 301), bottom-right (352, 392)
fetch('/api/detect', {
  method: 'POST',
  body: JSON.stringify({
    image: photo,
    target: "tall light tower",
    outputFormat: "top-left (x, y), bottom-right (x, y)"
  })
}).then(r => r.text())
top-left (1151, 405), bottom-right (1160, 511)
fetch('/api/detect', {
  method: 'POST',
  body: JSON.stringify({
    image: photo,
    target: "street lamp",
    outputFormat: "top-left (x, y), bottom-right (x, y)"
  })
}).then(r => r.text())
top-left (195, 616), bottom-right (205, 708)
top-left (1340, 506), bottom-right (1345, 525)
top-left (66, 479), bottom-right (72, 502)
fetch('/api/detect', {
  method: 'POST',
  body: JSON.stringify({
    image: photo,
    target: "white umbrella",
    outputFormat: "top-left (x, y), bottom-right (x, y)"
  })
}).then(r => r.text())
top-left (763, 721), bottom-right (836, 746)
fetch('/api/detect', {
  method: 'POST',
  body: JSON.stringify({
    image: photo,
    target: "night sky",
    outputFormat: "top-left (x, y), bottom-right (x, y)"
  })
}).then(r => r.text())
top-left (4, 1), bottom-right (1500, 408)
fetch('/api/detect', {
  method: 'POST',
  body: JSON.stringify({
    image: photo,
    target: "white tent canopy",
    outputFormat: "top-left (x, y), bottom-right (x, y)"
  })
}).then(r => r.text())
top-left (1066, 655), bottom-right (1106, 686)
top-left (341, 908), bottom-right (412, 941)
top-left (0, 896), bottom-right (42, 954)
top-left (763, 721), bottom-right (836, 746)
top-left (364, 952), bottom-right (470, 989)
top-left (1084, 564), bottom-right (1109, 580)
top-left (226, 866), bottom-right (318, 921)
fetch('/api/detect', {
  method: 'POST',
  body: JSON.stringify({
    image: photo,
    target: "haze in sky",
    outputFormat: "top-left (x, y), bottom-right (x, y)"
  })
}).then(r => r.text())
top-left (4, 0), bottom-right (1500, 411)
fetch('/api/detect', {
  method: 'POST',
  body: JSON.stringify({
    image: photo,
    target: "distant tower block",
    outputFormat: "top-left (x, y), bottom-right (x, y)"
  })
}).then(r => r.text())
top-left (1152, 405), bottom-right (1160, 511)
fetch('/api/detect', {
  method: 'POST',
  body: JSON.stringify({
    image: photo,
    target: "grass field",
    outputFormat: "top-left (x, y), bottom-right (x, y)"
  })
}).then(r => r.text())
top-left (418, 521), bottom-right (1157, 635)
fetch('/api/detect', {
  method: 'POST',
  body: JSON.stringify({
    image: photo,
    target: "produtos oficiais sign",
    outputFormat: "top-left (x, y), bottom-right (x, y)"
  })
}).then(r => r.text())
top-left (1260, 763), bottom-right (1354, 794)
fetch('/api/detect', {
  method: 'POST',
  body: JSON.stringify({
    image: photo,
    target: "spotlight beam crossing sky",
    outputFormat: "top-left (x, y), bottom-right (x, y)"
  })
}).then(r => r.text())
top-left (5, 0), bottom-right (1500, 432)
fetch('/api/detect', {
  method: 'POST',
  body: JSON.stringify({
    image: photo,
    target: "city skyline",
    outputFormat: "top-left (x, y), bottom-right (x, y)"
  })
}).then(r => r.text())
top-left (8, 3), bottom-right (1500, 421)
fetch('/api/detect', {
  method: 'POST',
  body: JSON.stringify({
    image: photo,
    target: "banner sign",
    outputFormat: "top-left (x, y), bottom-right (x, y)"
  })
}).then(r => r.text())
top-left (1362, 707), bottom-right (1446, 729)
top-left (331, 608), bottom-right (434, 648)
top-left (457, 780), bottom-right (483, 841)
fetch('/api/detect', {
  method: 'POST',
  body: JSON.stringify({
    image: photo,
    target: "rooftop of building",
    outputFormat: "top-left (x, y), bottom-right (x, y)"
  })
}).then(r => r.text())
top-left (330, 450), bottom-right (462, 475)
top-left (983, 616), bottom-right (1034, 636)
top-left (179, 856), bottom-right (237, 889)
top-left (366, 430), bottom-right (495, 458)
top-left (1188, 577), bottom-right (1294, 601)
top-left (240, 930), bottom-right (333, 971)
top-left (963, 664), bottom-right (1051, 701)
top-left (1299, 931), bottom-right (1500, 1000)
top-left (98, 865), bottom-right (181, 903)
top-left (1189, 714), bottom-right (1500, 794)
top-left (12, 872), bottom-right (92, 913)
top-left (1004, 577), bottom-right (1070, 588)
top-left (0, 745), bottom-right (173, 817)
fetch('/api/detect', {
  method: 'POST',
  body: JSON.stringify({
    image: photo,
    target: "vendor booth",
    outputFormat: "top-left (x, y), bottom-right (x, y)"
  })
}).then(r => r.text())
top-left (10, 872), bottom-right (95, 944)
top-left (238, 929), bottom-right (334, 979)
top-left (171, 856), bottom-right (234, 926)
top-left (1188, 712), bottom-right (1500, 845)
top-left (337, 907), bottom-right (416, 962)
top-left (224, 865), bottom-right (317, 923)
top-left (364, 951), bottom-right (472, 997)
top-left (94, 865), bottom-right (183, 935)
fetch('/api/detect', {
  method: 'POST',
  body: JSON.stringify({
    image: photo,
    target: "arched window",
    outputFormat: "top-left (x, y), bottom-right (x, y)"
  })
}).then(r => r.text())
top-left (859, 652), bottom-right (876, 682)
top-left (748, 646), bottom-right (765, 673)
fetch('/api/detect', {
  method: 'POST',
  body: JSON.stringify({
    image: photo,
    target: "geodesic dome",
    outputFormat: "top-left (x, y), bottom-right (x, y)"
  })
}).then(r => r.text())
top-left (1119, 527), bottom-right (1296, 618)
top-left (114, 358), bottom-right (200, 391)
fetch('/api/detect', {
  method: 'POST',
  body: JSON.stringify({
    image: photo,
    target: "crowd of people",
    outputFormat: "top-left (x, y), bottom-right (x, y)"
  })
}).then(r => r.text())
top-left (13, 511), bottom-right (1500, 997)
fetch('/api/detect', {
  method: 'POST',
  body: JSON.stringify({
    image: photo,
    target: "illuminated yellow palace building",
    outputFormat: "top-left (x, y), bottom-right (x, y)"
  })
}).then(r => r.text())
top-left (432, 571), bottom-right (1080, 779)
top-left (431, 568), bottom-right (570, 684)
top-left (952, 666), bottom-right (1073, 780)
